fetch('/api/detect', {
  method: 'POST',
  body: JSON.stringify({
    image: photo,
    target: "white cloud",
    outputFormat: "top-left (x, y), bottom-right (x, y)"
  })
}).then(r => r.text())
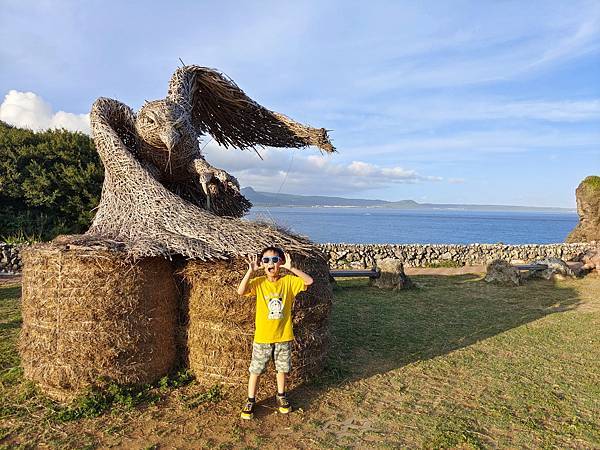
top-left (379, 98), bottom-right (600, 124)
top-left (202, 141), bottom-right (442, 195)
top-left (529, 15), bottom-right (600, 68)
top-left (348, 161), bottom-right (377, 176)
top-left (342, 127), bottom-right (600, 163)
top-left (0, 90), bottom-right (90, 134)
top-left (352, 6), bottom-right (600, 92)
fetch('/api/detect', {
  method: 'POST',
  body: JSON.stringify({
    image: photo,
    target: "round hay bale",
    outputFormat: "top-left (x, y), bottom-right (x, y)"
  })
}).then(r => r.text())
top-left (19, 242), bottom-right (178, 402)
top-left (181, 248), bottom-right (332, 394)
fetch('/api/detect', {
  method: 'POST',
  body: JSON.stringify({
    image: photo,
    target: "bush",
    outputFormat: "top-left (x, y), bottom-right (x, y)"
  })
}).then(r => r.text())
top-left (0, 121), bottom-right (103, 240)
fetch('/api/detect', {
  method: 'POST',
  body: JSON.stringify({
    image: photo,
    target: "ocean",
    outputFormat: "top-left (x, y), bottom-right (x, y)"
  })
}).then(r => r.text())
top-left (245, 207), bottom-right (579, 245)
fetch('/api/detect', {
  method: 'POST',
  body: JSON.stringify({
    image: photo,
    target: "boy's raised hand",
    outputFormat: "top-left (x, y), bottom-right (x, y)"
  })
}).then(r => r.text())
top-left (282, 252), bottom-right (293, 270)
top-left (246, 254), bottom-right (260, 272)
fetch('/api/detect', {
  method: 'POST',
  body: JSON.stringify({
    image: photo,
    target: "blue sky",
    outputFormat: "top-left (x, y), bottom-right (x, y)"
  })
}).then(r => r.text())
top-left (1, 0), bottom-right (599, 207)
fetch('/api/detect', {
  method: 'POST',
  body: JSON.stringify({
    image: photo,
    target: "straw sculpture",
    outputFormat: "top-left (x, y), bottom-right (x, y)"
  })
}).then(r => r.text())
top-left (19, 65), bottom-right (336, 400)
top-left (181, 248), bottom-right (332, 394)
top-left (19, 242), bottom-right (178, 401)
top-left (85, 65), bottom-right (335, 260)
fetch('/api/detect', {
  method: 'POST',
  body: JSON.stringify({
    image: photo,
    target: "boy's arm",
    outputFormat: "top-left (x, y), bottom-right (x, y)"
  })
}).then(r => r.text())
top-left (237, 255), bottom-right (260, 295)
top-left (283, 252), bottom-right (313, 286)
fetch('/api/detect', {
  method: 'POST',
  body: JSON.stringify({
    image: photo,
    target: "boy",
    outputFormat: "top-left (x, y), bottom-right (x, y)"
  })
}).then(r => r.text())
top-left (237, 246), bottom-right (313, 420)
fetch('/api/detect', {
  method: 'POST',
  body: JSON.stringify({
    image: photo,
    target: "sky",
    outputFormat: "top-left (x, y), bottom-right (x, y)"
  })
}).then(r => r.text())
top-left (1, 0), bottom-right (599, 208)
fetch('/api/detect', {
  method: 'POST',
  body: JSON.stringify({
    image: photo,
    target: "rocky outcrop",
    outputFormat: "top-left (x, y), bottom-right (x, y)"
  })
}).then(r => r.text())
top-left (484, 260), bottom-right (521, 285)
top-left (531, 258), bottom-right (575, 280)
top-left (567, 176), bottom-right (600, 243)
top-left (369, 258), bottom-right (413, 290)
top-left (581, 246), bottom-right (600, 273)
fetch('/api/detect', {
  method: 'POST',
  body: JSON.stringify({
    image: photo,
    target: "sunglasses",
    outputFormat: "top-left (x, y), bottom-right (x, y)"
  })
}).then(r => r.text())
top-left (261, 256), bottom-right (281, 264)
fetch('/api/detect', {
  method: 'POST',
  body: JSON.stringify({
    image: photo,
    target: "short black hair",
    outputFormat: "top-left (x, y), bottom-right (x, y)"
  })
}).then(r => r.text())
top-left (259, 246), bottom-right (285, 259)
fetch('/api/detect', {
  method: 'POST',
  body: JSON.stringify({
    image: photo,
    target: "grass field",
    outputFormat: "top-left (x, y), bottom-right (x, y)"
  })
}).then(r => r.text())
top-left (1, 273), bottom-right (599, 449)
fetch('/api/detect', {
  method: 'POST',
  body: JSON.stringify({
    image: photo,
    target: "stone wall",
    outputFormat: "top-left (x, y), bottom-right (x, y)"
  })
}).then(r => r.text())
top-left (1, 242), bottom-right (596, 273)
top-left (0, 243), bottom-right (24, 274)
top-left (317, 243), bottom-right (596, 269)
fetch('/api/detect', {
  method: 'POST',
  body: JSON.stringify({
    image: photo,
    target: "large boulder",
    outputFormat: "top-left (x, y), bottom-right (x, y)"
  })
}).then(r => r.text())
top-left (484, 259), bottom-right (521, 285)
top-left (581, 246), bottom-right (600, 273)
top-left (531, 258), bottom-right (575, 280)
top-left (370, 258), bottom-right (414, 290)
top-left (567, 176), bottom-right (600, 243)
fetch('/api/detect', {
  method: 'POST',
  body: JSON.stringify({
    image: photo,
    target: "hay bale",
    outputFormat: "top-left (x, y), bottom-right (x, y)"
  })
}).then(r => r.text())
top-left (19, 242), bottom-right (178, 401)
top-left (181, 248), bottom-right (332, 394)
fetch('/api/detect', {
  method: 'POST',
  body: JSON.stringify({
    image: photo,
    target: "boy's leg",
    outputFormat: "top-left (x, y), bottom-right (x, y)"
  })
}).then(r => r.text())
top-left (274, 341), bottom-right (292, 413)
top-left (276, 371), bottom-right (286, 395)
top-left (248, 373), bottom-right (259, 399)
top-left (241, 343), bottom-right (273, 419)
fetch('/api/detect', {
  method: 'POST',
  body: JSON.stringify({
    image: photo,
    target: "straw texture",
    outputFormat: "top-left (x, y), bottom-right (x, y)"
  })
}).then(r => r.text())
top-left (181, 248), bottom-right (332, 394)
top-left (84, 65), bottom-right (334, 260)
top-left (19, 242), bottom-right (178, 401)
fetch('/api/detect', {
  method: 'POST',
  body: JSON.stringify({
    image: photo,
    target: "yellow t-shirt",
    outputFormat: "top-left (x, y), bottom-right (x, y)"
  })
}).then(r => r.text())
top-left (245, 274), bottom-right (307, 343)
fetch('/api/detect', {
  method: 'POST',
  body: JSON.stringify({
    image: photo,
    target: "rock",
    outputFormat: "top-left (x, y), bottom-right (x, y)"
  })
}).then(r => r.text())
top-left (532, 258), bottom-right (575, 280)
top-left (484, 259), bottom-right (521, 285)
top-left (370, 258), bottom-right (413, 290)
top-left (350, 261), bottom-right (364, 269)
top-left (567, 261), bottom-right (585, 277)
top-left (581, 246), bottom-right (600, 273)
top-left (567, 176), bottom-right (600, 243)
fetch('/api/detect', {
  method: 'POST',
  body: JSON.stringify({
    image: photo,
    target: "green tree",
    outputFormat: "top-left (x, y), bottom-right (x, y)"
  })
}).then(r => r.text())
top-left (0, 121), bottom-right (104, 240)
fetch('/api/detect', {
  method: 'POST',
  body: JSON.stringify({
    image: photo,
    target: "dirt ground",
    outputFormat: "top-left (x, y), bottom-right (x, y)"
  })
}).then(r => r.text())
top-left (404, 265), bottom-right (486, 276)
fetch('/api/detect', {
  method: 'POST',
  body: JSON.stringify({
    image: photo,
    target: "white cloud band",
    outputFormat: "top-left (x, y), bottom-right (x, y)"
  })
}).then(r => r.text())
top-left (0, 90), bottom-right (90, 134)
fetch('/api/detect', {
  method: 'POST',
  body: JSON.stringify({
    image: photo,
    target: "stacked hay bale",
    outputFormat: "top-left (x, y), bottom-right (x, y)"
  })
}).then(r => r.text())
top-left (182, 248), bottom-right (332, 393)
top-left (19, 241), bottom-right (178, 401)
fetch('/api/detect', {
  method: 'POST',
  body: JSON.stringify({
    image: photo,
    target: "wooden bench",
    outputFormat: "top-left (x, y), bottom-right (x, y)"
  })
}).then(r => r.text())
top-left (330, 268), bottom-right (381, 280)
top-left (512, 264), bottom-right (548, 274)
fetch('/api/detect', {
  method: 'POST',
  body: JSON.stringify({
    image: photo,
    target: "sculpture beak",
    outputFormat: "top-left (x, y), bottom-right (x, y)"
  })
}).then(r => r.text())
top-left (159, 129), bottom-right (181, 152)
top-left (202, 182), bottom-right (211, 211)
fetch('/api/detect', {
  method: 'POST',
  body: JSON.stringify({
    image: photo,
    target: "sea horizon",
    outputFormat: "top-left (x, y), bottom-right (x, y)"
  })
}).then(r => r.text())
top-left (245, 206), bottom-right (579, 245)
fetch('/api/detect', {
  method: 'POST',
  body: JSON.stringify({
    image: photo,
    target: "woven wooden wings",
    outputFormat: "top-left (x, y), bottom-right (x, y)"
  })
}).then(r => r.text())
top-left (83, 66), bottom-right (334, 259)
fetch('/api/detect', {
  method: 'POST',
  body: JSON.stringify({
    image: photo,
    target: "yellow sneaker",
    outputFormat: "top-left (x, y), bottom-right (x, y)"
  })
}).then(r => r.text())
top-left (277, 394), bottom-right (292, 414)
top-left (240, 400), bottom-right (255, 420)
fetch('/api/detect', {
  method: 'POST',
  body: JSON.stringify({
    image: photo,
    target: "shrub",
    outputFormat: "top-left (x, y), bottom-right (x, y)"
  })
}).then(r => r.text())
top-left (0, 121), bottom-right (103, 240)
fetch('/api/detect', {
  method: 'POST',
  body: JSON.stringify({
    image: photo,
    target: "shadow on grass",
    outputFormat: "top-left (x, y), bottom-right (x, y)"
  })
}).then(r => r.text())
top-left (294, 274), bottom-right (581, 403)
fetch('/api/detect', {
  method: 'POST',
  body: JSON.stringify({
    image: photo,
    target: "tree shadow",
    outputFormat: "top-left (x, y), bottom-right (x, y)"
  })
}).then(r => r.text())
top-left (292, 274), bottom-right (582, 407)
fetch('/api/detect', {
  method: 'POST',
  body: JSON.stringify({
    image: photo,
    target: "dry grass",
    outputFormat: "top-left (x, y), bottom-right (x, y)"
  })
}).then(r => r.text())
top-left (1, 273), bottom-right (599, 449)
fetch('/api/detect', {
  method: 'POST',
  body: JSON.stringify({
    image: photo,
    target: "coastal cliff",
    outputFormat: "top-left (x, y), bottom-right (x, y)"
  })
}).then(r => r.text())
top-left (567, 176), bottom-right (600, 243)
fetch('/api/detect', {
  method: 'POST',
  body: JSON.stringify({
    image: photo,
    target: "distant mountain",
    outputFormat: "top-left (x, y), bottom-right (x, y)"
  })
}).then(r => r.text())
top-left (241, 187), bottom-right (576, 213)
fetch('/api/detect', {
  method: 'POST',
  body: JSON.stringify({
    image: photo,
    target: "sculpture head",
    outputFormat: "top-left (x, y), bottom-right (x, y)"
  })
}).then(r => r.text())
top-left (135, 99), bottom-right (189, 151)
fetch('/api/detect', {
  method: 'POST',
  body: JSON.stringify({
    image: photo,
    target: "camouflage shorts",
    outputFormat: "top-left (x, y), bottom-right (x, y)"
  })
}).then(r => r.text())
top-left (249, 341), bottom-right (292, 374)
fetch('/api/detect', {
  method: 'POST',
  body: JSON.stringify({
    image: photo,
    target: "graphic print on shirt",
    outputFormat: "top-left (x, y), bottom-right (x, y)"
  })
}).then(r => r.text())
top-left (266, 293), bottom-right (284, 320)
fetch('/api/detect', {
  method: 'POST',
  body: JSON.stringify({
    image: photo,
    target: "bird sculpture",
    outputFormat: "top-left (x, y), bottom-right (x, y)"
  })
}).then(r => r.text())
top-left (82, 65), bottom-right (335, 259)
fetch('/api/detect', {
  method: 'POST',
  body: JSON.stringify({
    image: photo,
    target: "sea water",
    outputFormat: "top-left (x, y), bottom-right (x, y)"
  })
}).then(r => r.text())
top-left (245, 207), bottom-right (578, 244)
